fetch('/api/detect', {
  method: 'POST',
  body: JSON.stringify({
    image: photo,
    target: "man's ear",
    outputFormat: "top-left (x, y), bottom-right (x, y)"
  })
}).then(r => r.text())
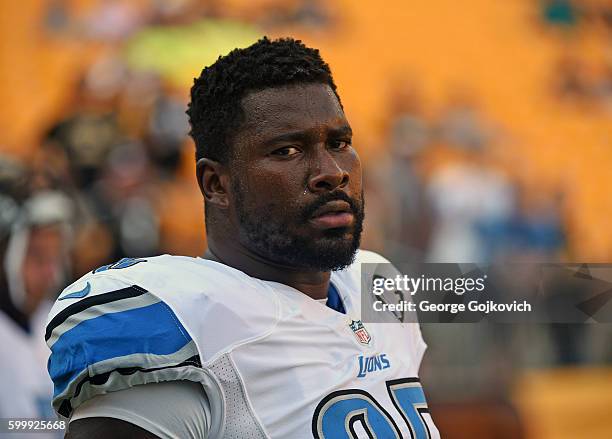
top-left (196, 158), bottom-right (230, 209)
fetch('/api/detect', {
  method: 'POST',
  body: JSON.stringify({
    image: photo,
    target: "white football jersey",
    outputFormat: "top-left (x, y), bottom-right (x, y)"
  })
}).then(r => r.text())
top-left (46, 250), bottom-right (439, 438)
top-left (0, 309), bottom-right (60, 439)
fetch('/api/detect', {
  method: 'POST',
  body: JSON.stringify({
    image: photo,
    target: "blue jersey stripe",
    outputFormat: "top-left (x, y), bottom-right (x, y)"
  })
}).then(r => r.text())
top-left (46, 285), bottom-right (147, 341)
top-left (48, 301), bottom-right (192, 397)
top-left (326, 283), bottom-right (346, 314)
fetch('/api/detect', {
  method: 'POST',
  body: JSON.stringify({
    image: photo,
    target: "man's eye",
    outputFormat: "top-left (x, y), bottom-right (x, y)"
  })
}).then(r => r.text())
top-left (331, 140), bottom-right (351, 150)
top-left (271, 147), bottom-right (300, 157)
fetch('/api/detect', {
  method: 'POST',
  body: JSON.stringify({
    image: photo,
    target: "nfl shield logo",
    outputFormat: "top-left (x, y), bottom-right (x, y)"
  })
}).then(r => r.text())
top-left (349, 320), bottom-right (371, 345)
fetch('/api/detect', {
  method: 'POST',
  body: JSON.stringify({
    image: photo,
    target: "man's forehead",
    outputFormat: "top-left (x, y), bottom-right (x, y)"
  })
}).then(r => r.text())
top-left (239, 83), bottom-right (347, 136)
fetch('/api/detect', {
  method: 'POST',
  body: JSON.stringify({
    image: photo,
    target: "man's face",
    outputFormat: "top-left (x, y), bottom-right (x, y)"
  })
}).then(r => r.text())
top-left (22, 225), bottom-right (65, 314)
top-left (228, 83), bottom-right (364, 271)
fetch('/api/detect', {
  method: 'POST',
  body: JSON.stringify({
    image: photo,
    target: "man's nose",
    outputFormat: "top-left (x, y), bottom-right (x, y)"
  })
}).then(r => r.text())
top-left (307, 148), bottom-right (349, 193)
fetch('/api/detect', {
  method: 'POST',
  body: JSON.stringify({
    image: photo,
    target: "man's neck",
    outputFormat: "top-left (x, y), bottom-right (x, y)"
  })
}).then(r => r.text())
top-left (203, 239), bottom-right (331, 300)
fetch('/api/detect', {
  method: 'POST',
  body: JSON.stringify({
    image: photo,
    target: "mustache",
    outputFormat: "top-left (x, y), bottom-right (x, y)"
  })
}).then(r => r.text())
top-left (301, 191), bottom-right (362, 221)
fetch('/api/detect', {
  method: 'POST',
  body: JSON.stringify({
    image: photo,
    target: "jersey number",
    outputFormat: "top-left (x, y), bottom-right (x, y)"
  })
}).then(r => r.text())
top-left (312, 378), bottom-right (431, 439)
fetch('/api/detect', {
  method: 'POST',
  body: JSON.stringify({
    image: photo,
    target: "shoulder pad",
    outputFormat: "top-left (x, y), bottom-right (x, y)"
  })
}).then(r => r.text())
top-left (46, 257), bottom-right (201, 418)
top-left (46, 255), bottom-right (279, 418)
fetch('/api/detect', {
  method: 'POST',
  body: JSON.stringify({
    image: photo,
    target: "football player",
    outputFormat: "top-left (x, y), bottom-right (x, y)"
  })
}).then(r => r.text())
top-left (47, 37), bottom-right (440, 438)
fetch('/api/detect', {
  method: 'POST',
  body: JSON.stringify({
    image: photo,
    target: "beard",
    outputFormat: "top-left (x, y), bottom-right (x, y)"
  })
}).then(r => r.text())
top-left (233, 183), bottom-right (364, 272)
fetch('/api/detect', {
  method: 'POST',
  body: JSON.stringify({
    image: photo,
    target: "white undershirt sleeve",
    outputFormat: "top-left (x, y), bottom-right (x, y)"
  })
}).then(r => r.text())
top-left (70, 381), bottom-right (210, 439)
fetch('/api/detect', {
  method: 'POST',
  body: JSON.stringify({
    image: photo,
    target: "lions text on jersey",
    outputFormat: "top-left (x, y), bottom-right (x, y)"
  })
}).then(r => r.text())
top-left (46, 250), bottom-right (439, 438)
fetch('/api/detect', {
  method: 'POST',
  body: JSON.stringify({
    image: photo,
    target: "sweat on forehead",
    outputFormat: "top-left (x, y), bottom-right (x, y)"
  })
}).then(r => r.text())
top-left (238, 83), bottom-right (346, 137)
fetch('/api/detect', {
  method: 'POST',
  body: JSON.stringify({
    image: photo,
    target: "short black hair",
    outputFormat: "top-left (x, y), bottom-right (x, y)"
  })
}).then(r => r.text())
top-left (187, 37), bottom-right (340, 164)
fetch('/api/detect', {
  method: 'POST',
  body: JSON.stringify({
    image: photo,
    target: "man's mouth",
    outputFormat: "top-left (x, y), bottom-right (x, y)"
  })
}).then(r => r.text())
top-left (308, 200), bottom-right (355, 229)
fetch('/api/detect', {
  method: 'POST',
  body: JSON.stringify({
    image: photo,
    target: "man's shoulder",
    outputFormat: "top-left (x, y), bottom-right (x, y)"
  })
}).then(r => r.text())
top-left (46, 255), bottom-right (279, 419)
top-left (66, 254), bottom-right (252, 290)
top-left (48, 255), bottom-right (280, 352)
top-left (49, 255), bottom-right (269, 319)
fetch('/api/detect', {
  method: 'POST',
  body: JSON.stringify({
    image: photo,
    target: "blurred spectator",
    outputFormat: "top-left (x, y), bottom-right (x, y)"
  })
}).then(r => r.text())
top-left (426, 158), bottom-right (515, 263)
top-left (497, 189), bottom-right (565, 261)
top-left (47, 113), bottom-right (121, 190)
top-left (424, 92), bottom-right (515, 263)
top-left (82, 55), bottom-right (130, 107)
top-left (0, 157), bottom-right (73, 427)
top-left (144, 91), bottom-right (190, 176)
top-left (45, 58), bottom-right (128, 191)
top-left (369, 81), bottom-right (433, 262)
top-left (84, 0), bottom-right (150, 41)
top-left (92, 141), bottom-right (161, 259)
top-left (436, 91), bottom-right (491, 152)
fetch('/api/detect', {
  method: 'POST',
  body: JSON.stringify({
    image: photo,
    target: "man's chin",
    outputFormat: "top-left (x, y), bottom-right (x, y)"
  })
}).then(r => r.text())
top-left (296, 237), bottom-right (360, 271)
top-left (237, 217), bottom-right (362, 271)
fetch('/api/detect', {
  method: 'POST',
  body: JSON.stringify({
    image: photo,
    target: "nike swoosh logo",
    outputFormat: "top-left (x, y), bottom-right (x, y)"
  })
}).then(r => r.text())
top-left (59, 282), bottom-right (91, 300)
